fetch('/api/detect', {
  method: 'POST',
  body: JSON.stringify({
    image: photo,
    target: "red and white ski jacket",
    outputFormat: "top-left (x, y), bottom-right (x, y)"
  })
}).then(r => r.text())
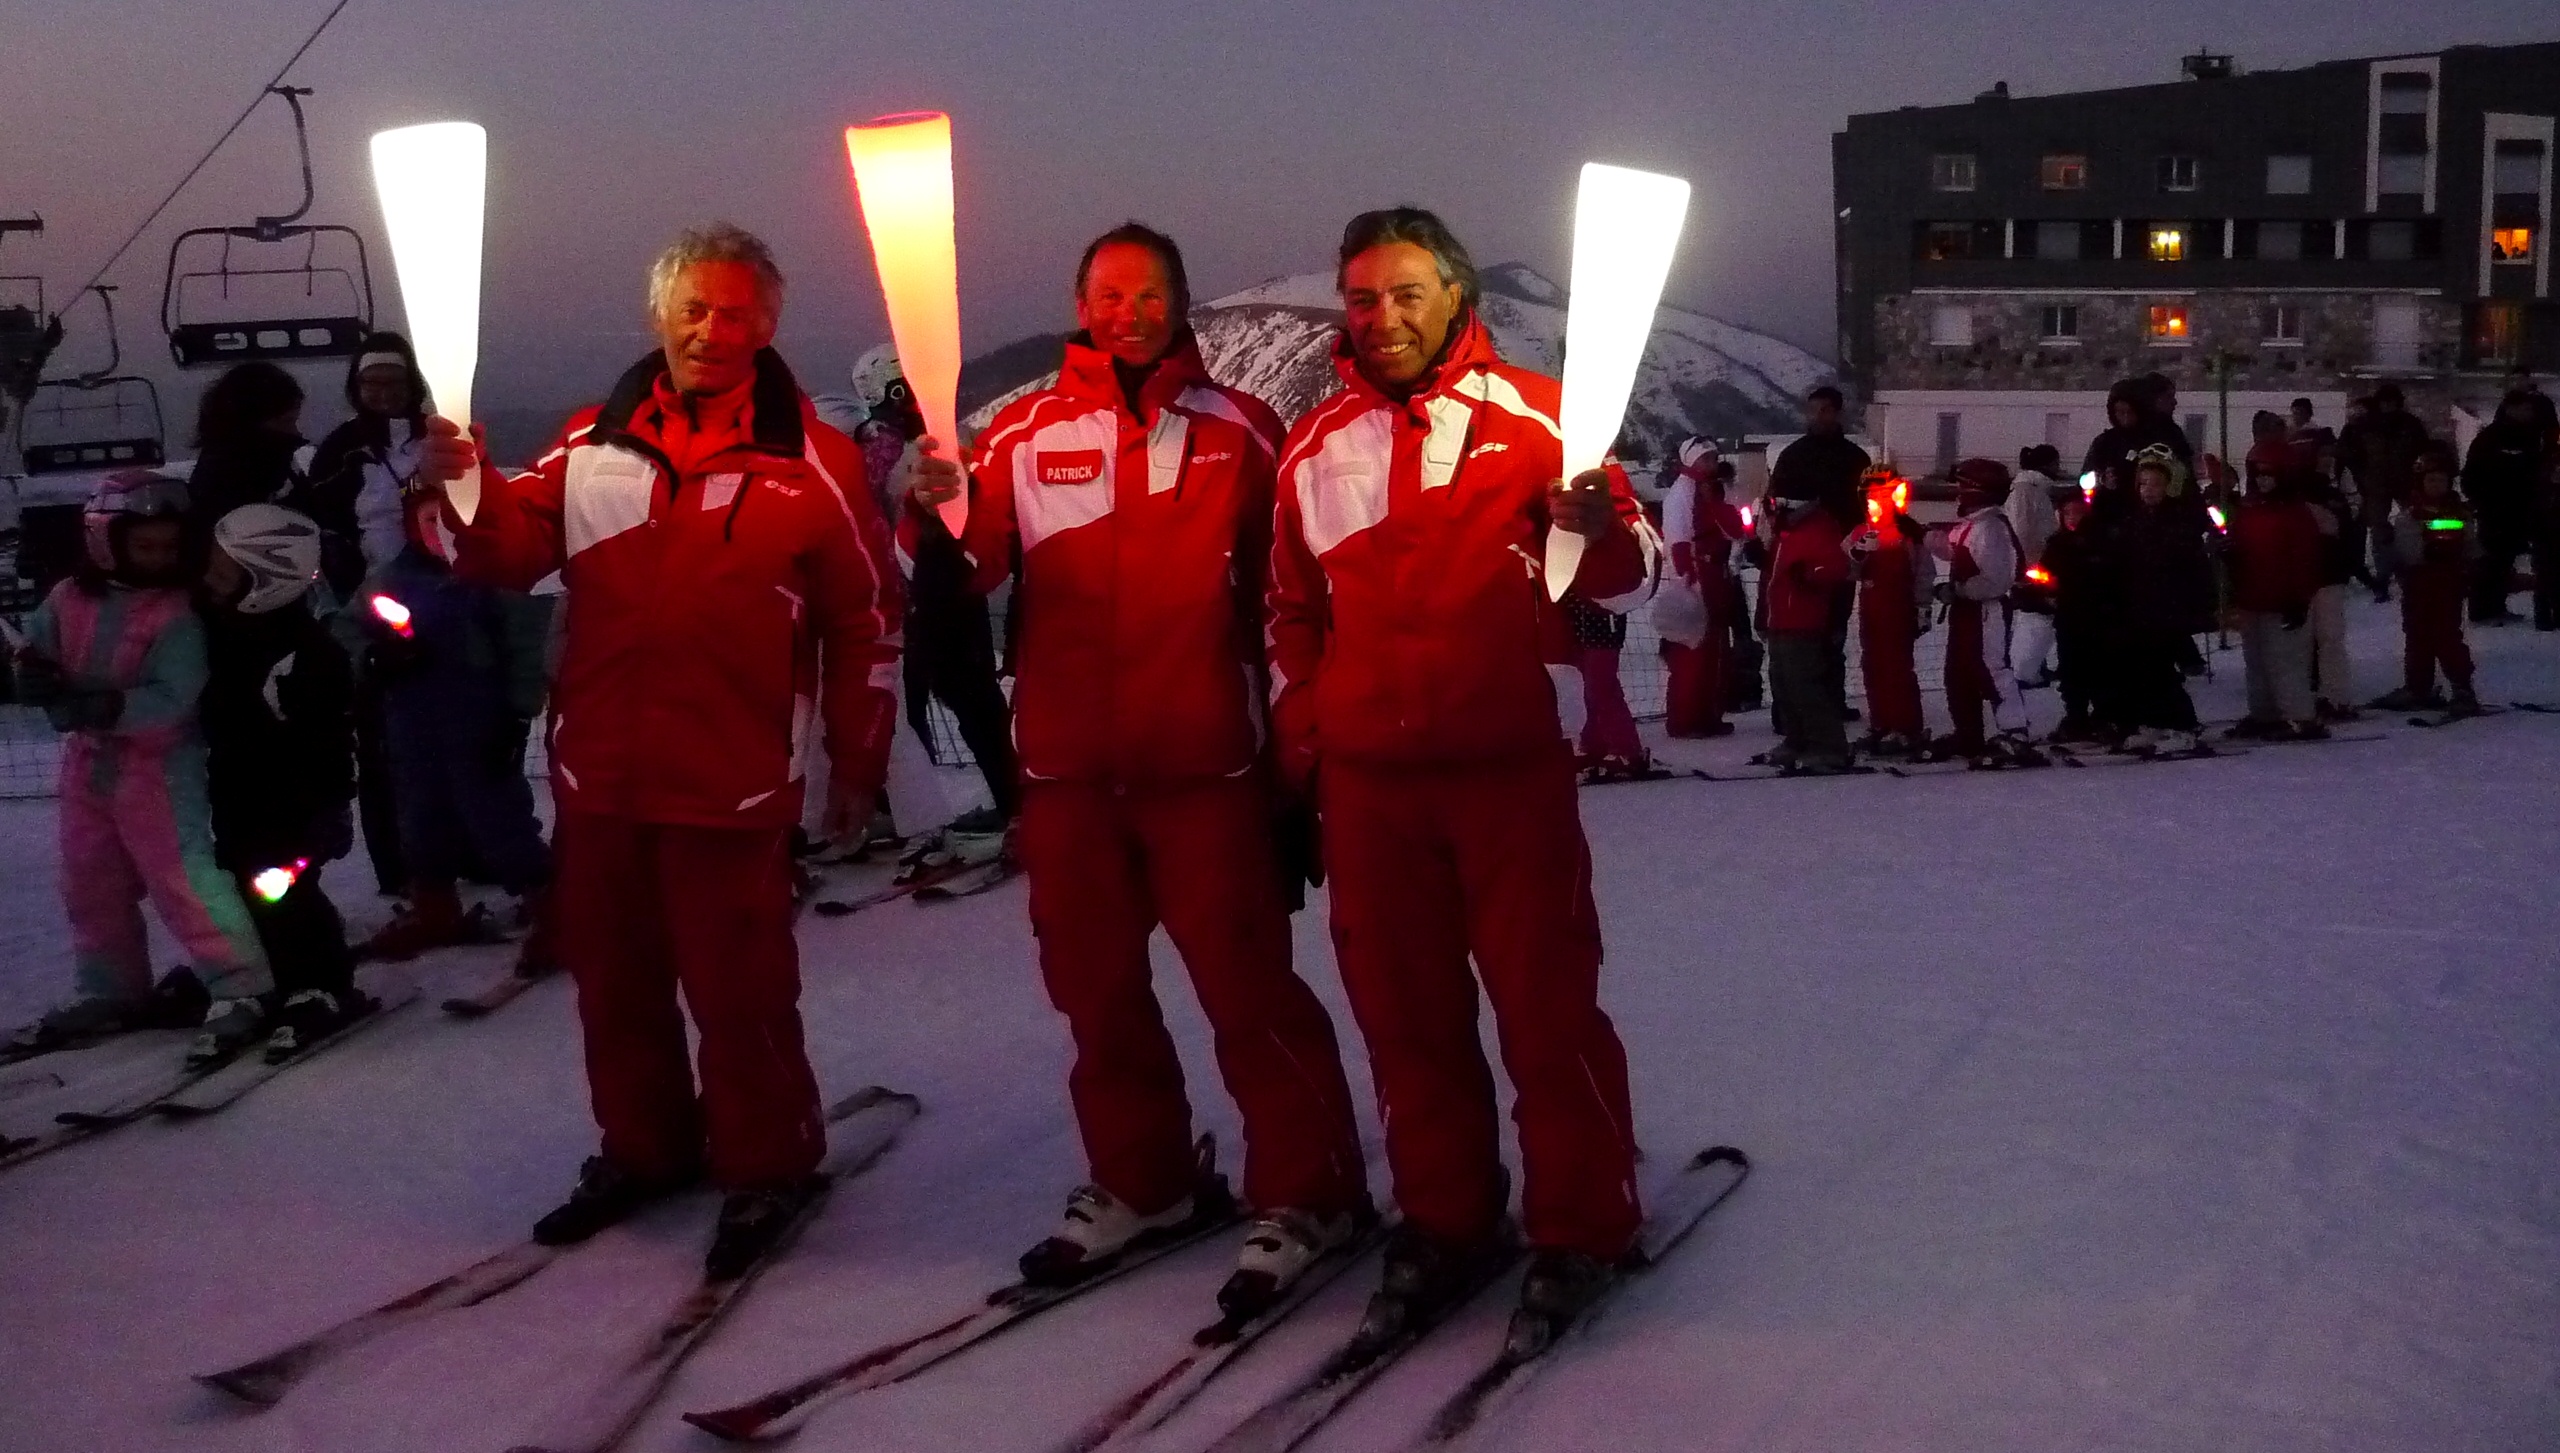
top-left (1267, 316), bottom-right (1659, 777)
top-left (946, 332), bottom-right (1283, 785)
top-left (447, 350), bottom-right (901, 829)
top-left (1946, 505), bottom-right (2022, 604)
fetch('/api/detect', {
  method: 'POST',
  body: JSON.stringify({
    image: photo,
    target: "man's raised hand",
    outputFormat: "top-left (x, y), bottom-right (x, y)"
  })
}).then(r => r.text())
top-left (906, 437), bottom-right (966, 509)
top-left (417, 414), bottom-right (482, 488)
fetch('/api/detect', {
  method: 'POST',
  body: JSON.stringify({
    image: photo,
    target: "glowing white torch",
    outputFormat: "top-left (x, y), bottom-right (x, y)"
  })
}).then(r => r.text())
top-left (846, 112), bottom-right (965, 534)
top-left (1548, 162), bottom-right (1691, 600)
top-left (370, 121), bottom-right (488, 522)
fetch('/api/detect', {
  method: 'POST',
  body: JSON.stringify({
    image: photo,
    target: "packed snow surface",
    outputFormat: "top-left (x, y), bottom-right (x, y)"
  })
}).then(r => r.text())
top-left (1, 599), bottom-right (2555, 1453)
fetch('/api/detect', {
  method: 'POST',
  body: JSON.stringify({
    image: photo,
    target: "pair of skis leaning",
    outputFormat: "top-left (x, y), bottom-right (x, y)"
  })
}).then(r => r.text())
top-left (194, 1086), bottom-right (920, 1453)
top-left (684, 1141), bottom-right (1749, 1451)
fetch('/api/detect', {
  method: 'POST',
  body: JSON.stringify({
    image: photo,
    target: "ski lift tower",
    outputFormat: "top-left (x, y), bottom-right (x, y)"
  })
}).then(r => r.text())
top-left (160, 87), bottom-right (374, 366)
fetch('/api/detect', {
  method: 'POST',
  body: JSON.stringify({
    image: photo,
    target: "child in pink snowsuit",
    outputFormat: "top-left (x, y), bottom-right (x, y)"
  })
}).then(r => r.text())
top-left (22, 480), bottom-right (268, 1020)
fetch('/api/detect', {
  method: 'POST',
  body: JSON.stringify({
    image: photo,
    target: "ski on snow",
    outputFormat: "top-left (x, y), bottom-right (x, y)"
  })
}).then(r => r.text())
top-left (153, 983), bottom-right (422, 1119)
top-left (683, 1137), bottom-right (1239, 1443)
top-left (1040, 1223), bottom-right (1390, 1453)
top-left (1400, 1145), bottom-right (1751, 1450)
top-left (909, 854), bottom-right (1021, 902)
top-left (499, 1087), bottom-right (922, 1453)
top-left (808, 856), bottom-right (983, 917)
top-left (196, 1086), bottom-right (914, 1410)
top-left (1195, 1144), bottom-right (1750, 1453)
top-left (442, 969), bottom-right (557, 1019)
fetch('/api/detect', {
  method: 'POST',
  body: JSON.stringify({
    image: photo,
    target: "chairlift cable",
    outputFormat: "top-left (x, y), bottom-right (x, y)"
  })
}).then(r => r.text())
top-left (64, 0), bottom-right (361, 304)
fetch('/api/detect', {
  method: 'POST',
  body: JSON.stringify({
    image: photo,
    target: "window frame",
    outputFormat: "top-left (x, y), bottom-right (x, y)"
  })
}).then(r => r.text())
top-left (1931, 153), bottom-right (1979, 193)
top-left (2261, 303), bottom-right (2304, 346)
top-left (2037, 303), bottom-right (2081, 343)
top-left (2146, 224), bottom-right (2191, 263)
top-left (1927, 303), bottom-right (1977, 348)
top-left (2491, 225), bottom-right (2535, 264)
top-left (2146, 303), bottom-right (2193, 346)
top-left (2266, 154), bottom-right (2313, 195)
top-left (2157, 154), bottom-right (2201, 193)
top-left (2040, 153), bottom-right (2090, 191)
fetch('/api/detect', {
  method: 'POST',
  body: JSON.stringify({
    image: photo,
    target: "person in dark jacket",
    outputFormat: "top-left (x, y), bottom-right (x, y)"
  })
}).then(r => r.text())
top-left (186, 362), bottom-right (307, 537)
top-left (2534, 437), bottom-right (2560, 631)
top-left (2338, 383), bottom-right (2431, 598)
top-left (2460, 390), bottom-right (2546, 624)
top-left (1768, 386), bottom-right (1865, 720)
top-left (303, 334), bottom-right (433, 895)
top-left (2100, 456), bottom-right (2211, 753)
top-left (2081, 379), bottom-right (2194, 499)
top-left (344, 488), bottom-right (557, 972)
top-left (199, 503), bottom-right (371, 1062)
top-left (2373, 447), bottom-right (2482, 714)
top-left (2041, 494), bottom-right (2110, 743)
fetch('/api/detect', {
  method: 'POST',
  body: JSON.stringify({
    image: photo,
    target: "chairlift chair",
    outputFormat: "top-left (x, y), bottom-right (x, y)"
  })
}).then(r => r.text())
top-left (159, 87), bottom-right (373, 367)
top-left (17, 285), bottom-right (166, 475)
top-left (0, 215), bottom-right (63, 419)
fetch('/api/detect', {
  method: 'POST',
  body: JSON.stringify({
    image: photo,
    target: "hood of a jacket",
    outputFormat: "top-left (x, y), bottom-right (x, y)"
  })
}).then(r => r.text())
top-left (1054, 330), bottom-right (1212, 420)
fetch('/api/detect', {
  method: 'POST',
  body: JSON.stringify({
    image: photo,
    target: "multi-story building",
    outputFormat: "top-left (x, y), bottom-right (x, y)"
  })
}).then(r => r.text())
top-left (1834, 41), bottom-right (2559, 476)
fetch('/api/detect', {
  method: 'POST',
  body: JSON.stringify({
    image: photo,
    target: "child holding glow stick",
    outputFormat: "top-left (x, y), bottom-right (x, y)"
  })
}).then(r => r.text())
top-left (2373, 447), bottom-right (2483, 715)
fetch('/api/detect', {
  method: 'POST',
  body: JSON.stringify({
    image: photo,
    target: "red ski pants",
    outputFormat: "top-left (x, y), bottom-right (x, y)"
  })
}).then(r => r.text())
top-left (555, 811), bottom-right (825, 1190)
top-left (1945, 598), bottom-right (2026, 752)
top-left (1662, 567), bottom-right (1728, 737)
top-left (1857, 591), bottom-right (1924, 741)
top-left (2400, 566), bottom-right (2475, 695)
top-left (1320, 749), bottom-right (1642, 1260)
top-left (1020, 777), bottom-right (1365, 1218)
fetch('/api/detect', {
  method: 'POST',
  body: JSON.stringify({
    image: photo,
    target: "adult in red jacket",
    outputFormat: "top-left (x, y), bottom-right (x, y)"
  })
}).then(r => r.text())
top-left (910, 225), bottom-right (1365, 1318)
top-left (416, 226), bottom-right (902, 1278)
top-left (1268, 208), bottom-right (1660, 1330)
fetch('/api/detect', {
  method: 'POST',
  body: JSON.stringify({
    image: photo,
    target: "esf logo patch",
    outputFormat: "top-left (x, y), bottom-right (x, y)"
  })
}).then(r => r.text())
top-left (1036, 450), bottom-right (1105, 486)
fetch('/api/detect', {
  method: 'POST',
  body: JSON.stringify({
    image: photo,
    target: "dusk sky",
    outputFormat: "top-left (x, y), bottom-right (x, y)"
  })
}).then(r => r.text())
top-left (4, 1), bottom-right (2552, 415)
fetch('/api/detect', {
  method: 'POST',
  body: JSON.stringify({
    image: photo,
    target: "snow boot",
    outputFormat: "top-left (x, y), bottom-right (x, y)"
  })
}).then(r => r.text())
top-left (2446, 685), bottom-right (2485, 718)
top-left (2223, 717), bottom-right (2279, 741)
top-left (1018, 1176), bottom-right (1233, 1288)
top-left (2151, 729), bottom-right (2202, 757)
top-left (1217, 1205), bottom-right (1373, 1323)
top-left (1856, 731), bottom-right (1917, 759)
top-left (1506, 1247), bottom-right (1634, 1359)
top-left (1357, 1220), bottom-right (1519, 1352)
top-left (704, 1175), bottom-right (829, 1281)
top-left (186, 997), bottom-right (270, 1069)
top-left (1971, 732), bottom-right (2048, 770)
top-left (2315, 698), bottom-right (2363, 724)
top-left (358, 883), bottom-right (476, 962)
top-left (511, 888), bottom-right (561, 980)
top-left (532, 1156), bottom-right (701, 1247)
top-left (9, 996), bottom-right (140, 1055)
top-left (2365, 687), bottom-right (2441, 713)
top-left (261, 988), bottom-right (377, 1064)
top-left (141, 966), bottom-right (212, 1028)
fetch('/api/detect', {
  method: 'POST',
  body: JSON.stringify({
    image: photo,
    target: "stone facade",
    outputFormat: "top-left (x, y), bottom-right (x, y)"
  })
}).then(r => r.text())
top-left (1872, 290), bottom-right (2467, 424)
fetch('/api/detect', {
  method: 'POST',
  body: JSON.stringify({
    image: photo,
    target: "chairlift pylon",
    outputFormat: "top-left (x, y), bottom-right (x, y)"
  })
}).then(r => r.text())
top-left (159, 86), bottom-right (373, 367)
top-left (17, 285), bottom-right (167, 475)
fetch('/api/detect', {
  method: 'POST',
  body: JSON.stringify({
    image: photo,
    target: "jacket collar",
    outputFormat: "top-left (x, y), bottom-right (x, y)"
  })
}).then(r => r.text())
top-left (593, 346), bottom-right (808, 459)
top-left (1331, 310), bottom-right (1501, 416)
top-left (1053, 330), bottom-right (1211, 422)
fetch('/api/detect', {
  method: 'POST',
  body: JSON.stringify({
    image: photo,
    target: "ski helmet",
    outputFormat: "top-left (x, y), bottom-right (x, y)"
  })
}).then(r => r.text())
top-left (210, 504), bottom-right (324, 614)
top-left (1950, 457), bottom-right (2013, 510)
top-left (82, 468), bottom-right (192, 578)
top-left (850, 345), bottom-right (904, 413)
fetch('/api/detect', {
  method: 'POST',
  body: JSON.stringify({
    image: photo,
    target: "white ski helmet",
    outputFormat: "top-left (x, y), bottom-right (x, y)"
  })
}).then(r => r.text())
top-left (211, 503), bottom-right (324, 614)
top-left (850, 344), bottom-right (903, 413)
top-left (82, 468), bottom-right (191, 573)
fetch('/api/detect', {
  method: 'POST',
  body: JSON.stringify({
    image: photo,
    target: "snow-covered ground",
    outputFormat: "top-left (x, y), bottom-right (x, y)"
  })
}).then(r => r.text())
top-left (1, 597), bottom-right (2556, 1453)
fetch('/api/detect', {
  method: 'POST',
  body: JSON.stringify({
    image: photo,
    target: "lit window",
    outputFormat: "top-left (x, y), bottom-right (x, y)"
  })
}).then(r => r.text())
top-left (2039, 304), bottom-right (2080, 340)
top-left (2492, 226), bottom-right (2534, 263)
top-left (1932, 154), bottom-right (1978, 192)
top-left (2262, 304), bottom-right (2303, 343)
top-left (2041, 154), bottom-right (2089, 190)
top-left (1919, 222), bottom-right (1977, 261)
top-left (2148, 305), bottom-right (2191, 343)
top-left (2266, 155), bottom-right (2312, 194)
top-left (2148, 226), bottom-right (2188, 262)
top-left (2158, 155), bottom-right (2200, 192)
top-left (1928, 304), bottom-right (1976, 346)
top-left (2471, 302), bottom-right (2523, 365)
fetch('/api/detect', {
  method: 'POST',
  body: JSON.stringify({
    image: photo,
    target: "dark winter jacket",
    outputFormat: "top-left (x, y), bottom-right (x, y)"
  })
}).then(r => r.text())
top-left (2461, 418), bottom-right (2548, 550)
top-left (2102, 502), bottom-right (2214, 640)
top-left (2080, 398), bottom-right (2195, 497)
top-left (2392, 495), bottom-right (2480, 578)
top-left (2042, 522), bottom-right (2103, 628)
top-left (345, 545), bottom-right (556, 730)
top-left (187, 432), bottom-right (306, 538)
top-left (306, 412), bottom-right (426, 597)
top-left (199, 601), bottom-right (355, 874)
top-left (2340, 409), bottom-right (2431, 509)
top-left (2300, 476), bottom-right (2361, 587)
top-left (1768, 429), bottom-right (1870, 532)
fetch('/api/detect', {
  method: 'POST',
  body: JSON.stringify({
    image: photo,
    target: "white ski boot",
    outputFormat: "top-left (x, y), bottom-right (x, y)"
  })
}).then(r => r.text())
top-left (1217, 1206), bottom-right (1369, 1321)
top-left (1019, 1181), bottom-right (1222, 1287)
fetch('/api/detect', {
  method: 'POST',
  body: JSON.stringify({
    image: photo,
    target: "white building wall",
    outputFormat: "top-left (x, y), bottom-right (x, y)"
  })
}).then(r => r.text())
top-left (1869, 390), bottom-right (2352, 476)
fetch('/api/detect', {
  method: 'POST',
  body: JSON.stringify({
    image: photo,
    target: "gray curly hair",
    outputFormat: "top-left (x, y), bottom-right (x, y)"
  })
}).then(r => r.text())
top-left (647, 222), bottom-right (786, 318)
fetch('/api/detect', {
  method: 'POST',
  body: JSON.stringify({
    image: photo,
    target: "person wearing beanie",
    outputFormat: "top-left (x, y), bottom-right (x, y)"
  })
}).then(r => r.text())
top-left (2106, 456), bottom-right (2211, 754)
top-left (2372, 446), bottom-right (2483, 714)
top-left (2460, 390), bottom-right (2545, 625)
top-left (2224, 443), bottom-right (2328, 741)
top-left (1655, 437), bottom-right (1744, 738)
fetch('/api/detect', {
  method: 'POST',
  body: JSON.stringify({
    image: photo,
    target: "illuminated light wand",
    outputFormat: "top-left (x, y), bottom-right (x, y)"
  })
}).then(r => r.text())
top-left (846, 112), bottom-right (966, 534)
top-left (370, 122), bottom-right (488, 523)
top-left (1548, 162), bottom-right (1691, 600)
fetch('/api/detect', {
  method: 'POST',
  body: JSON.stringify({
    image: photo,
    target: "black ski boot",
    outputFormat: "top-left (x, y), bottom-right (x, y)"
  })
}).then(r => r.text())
top-left (1506, 1248), bottom-right (1633, 1360)
top-left (261, 988), bottom-right (378, 1064)
top-left (141, 967), bottom-right (211, 1028)
top-left (531, 1156), bottom-right (699, 1246)
top-left (1356, 1222), bottom-right (1517, 1353)
top-left (704, 1175), bottom-right (829, 1281)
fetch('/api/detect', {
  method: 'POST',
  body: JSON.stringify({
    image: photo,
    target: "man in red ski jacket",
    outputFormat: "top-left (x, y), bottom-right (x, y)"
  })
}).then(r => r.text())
top-left (417, 225), bottom-right (902, 1279)
top-left (908, 225), bottom-right (1364, 1318)
top-left (1267, 207), bottom-right (1661, 1330)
